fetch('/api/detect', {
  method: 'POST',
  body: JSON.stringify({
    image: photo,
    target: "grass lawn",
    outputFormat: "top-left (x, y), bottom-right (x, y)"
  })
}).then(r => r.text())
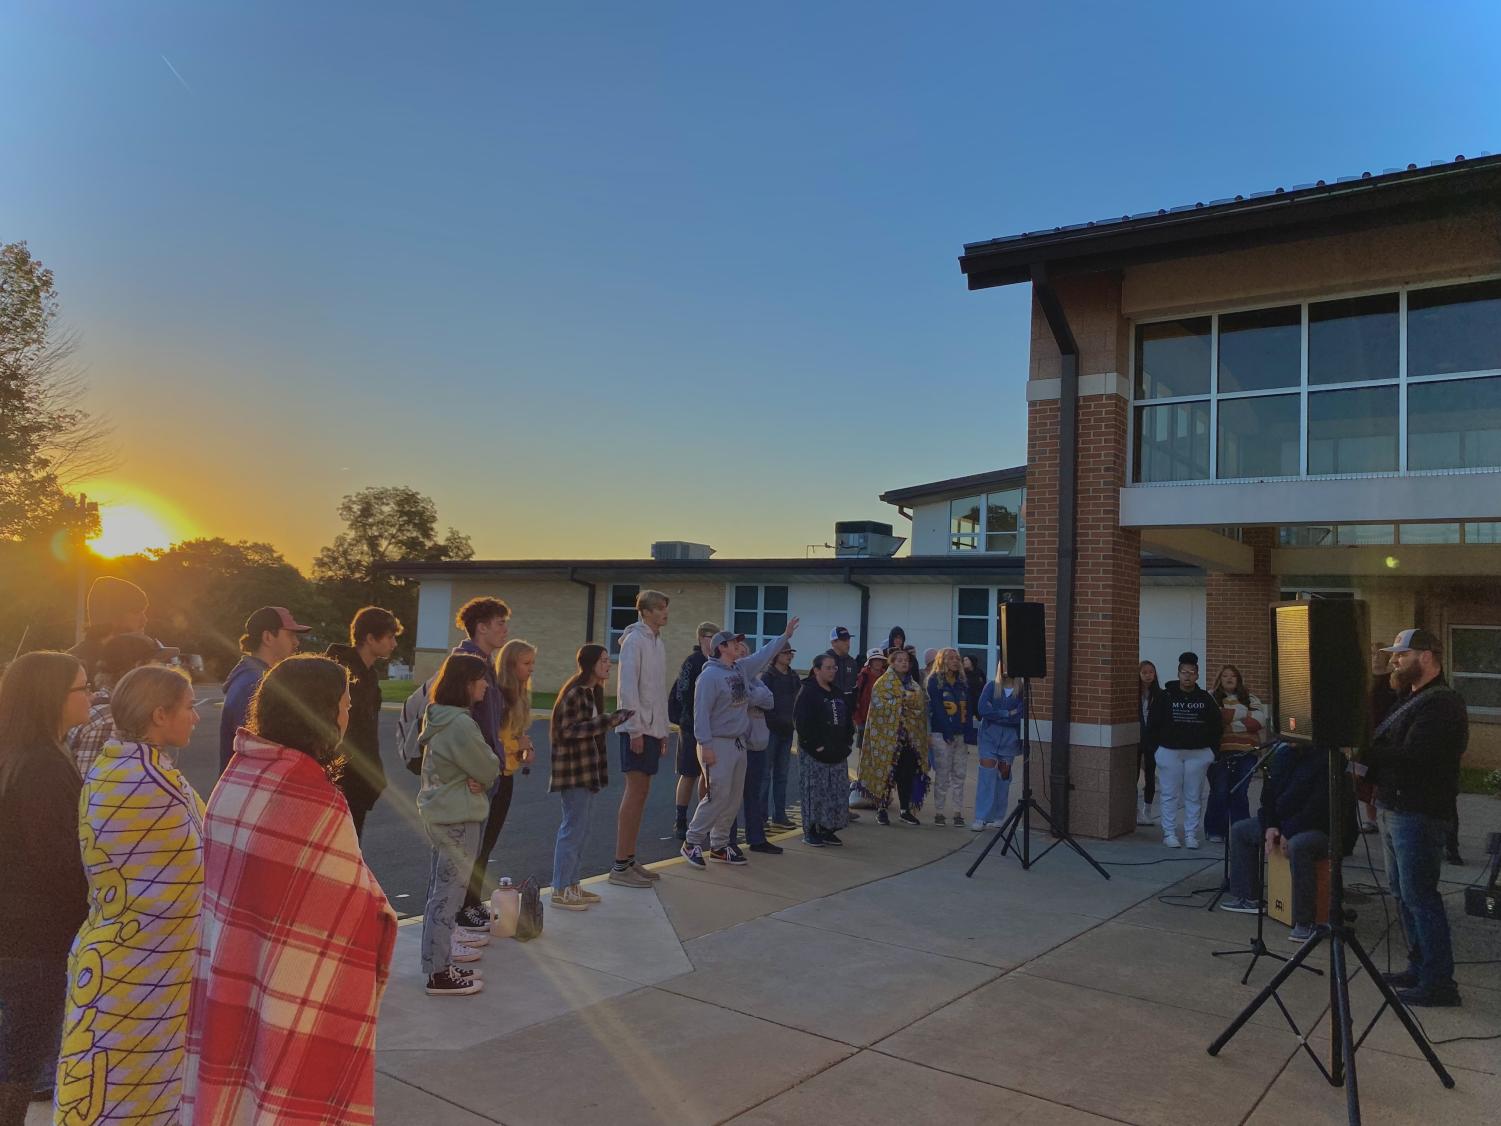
top-left (380, 679), bottom-right (616, 711)
top-left (1459, 765), bottom-right (1501, 796)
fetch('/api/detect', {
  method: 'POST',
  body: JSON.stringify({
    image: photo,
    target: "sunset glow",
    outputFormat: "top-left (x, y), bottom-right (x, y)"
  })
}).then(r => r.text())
top-left (85, 487), bottom-right (191, 558)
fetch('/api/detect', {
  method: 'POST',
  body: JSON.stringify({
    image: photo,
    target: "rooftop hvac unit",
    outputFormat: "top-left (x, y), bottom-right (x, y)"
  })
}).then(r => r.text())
top-left (834, 521), bottom-right (905, 558)
top-left (650, 541), bottom-right (715, 561)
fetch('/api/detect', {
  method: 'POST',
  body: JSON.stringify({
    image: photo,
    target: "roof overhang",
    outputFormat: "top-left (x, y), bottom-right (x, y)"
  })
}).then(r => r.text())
top-left (958, 155), bottom-right (1501, 290)
top-left (879, 465), bottom-right (1027, 506)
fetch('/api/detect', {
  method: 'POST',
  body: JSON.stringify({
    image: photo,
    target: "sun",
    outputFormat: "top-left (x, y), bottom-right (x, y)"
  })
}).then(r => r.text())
top-left (84, 486), bottom-right (190, 558)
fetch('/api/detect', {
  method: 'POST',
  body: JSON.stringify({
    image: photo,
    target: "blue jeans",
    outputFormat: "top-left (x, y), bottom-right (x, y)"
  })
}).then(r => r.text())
top-left (421, 820), bottom-right (481, 976)
top-left (552, 787), bottom-right (595, 891)
top-left (1378, 807), bottom-right (1455, 992)
top-left (973, 752), bottom-right (1018, 824)
top-left (1206, 751), bottom-right (1256, 839)
top-left (762, 731), bottom-right (794, 823)
top-left (1228, 818), bottom-right (1328, 927)
top-left (741, 749), bottom-right (768, 846)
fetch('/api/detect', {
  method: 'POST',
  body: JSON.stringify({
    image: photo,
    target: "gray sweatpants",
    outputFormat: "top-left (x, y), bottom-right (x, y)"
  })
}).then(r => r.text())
top-left (686, 737), bottom-right (747, 850)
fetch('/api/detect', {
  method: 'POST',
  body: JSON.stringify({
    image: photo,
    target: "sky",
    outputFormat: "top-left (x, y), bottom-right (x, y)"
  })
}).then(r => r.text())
top-left (3, 1), bottom-right (1498, 567)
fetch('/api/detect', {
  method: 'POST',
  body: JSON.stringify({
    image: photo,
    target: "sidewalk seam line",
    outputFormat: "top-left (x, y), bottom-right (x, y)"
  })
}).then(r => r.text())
top-left (375, 1067), bottom-right (509, 1124)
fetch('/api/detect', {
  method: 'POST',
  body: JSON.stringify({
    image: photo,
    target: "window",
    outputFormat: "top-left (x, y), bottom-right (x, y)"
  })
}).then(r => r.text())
top-left (1451, 625), bottom-right (1501, 714)
top-left (1398, 523), bottom-right (1461, 545)
top-left (607, 584), bottom-right (639, 655)
top-left (1278, 526), bottom-right (1395, 547)
top-left (731, 585), bottom-right (788, 651)
top-left (949, 487), bottom-right (1026, 554)
top-left (1465, 522), bottom-right (1501, 543)
top-left (1132, 278), bottom-right (1501, 482)
top-left (954, 587), bottom-right (1024, 676)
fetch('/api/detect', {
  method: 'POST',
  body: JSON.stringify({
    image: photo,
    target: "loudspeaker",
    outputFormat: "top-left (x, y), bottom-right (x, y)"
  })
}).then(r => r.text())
top-left (1269, 599), bottom-right (1370, 747)
top-left (1000, 601), bottom-right (1047, 679)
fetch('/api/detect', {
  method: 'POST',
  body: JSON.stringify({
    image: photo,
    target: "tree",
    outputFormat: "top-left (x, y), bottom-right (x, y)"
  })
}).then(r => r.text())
top-left (313, 486), bottom-right (473, 658)
top-left (0, 241), bottom-right (113, 541)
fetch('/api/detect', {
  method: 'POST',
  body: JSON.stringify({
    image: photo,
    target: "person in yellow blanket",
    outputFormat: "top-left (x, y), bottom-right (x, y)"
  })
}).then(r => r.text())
top-left (55, 665), bottom-right (204, 1125)
top-left (856, 648), bottom-right (930, 826)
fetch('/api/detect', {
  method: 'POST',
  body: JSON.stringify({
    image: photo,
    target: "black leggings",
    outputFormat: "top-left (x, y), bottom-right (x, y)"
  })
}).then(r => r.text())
top-left (1138, 743), bottom-right (1157, 803)
top-left (463, 773), bottom-right (516, 911)
top-left (891, 739), bottom-right (919, 810)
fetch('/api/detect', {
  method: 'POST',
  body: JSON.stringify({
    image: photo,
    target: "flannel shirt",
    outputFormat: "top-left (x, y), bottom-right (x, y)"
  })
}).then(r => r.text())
top-left (548, 684), bottom-right (611, 793)
top-left (67, 688), bottom-right (114, 776)
top-left (183, 731), bottom-right (397, 1126)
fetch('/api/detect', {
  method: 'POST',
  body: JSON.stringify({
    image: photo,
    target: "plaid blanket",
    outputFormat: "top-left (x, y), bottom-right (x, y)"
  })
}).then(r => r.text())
top-left (183, 731), bottom-right (397, 1125)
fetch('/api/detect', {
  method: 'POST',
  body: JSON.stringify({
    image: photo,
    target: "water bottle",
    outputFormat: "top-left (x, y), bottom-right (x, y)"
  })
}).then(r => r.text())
top-left (490, 877), bottom-right (520, 938)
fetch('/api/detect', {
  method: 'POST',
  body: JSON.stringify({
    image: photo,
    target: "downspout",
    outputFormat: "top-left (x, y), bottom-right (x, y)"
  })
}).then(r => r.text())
top-left (568, 569), bottom-right (597, 643)
top-left (1030, 263), bottom-right (1079, 833)
top-left (843, 567), bottom-right (871, 656)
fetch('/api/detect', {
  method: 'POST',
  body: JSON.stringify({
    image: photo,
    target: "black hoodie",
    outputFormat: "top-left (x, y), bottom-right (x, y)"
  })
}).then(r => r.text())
top-left (794, 677), bottom-right (853, 764)
top-left (1149, 681), bottom-right (1223, 751)
top-left (326, 643), bottom-right (386, 809)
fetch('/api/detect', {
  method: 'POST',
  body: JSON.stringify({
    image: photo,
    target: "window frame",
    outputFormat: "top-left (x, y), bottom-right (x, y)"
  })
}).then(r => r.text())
top-left (606, 584), bottom-right (640, 656)
top-left (947, 487), bottom-right (1027, 556)
top-left (1448, 623), bottom-right (1501, 718)
top-left (953, 586), bottom-right (1026, 677)
top-left (1129, 273), bottom-right (1501, 485)
top-left (727, 584), bottom-right (790, 652)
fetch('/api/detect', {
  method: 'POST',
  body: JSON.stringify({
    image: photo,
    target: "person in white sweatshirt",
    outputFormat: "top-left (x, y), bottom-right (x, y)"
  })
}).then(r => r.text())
top-left (610, 590), bottom-right (670, 888)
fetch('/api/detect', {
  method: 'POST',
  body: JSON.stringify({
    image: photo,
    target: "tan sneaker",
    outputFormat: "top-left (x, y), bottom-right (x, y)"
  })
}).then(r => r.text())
top-left (632, 860), bottom-right (661, 882)
top-left (608, 865), bottom-right (653, 888)
top-left (550, 885), bottom-right (590, 911)
top-left (575, 884), bottom-right (602, 903)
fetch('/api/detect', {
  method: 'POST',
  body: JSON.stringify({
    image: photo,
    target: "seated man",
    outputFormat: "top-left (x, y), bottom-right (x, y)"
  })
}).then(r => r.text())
top-left (1220, 741), bottom-right (1329, 941)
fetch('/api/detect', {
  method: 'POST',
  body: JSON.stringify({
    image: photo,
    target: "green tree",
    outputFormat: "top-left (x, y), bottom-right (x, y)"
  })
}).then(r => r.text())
top-left (313, 486), bottom-right (473, 658)
top-left (0, 241), bottom-right (112, 540)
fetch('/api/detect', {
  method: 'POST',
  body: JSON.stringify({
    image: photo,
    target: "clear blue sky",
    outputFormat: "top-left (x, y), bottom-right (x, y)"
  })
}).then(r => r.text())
top-left (3, 1), bottom-right (1497, 565)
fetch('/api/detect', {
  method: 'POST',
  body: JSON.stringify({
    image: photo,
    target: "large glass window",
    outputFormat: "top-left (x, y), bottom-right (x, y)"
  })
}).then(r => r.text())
top-left (1398, 523), bottom-right (1461, 545)
top-left (1309, 294), bottom-right (1398, 385)
top-left (1132, 279), bottom-right (1501, 481)
top-left (1307, 386), bottom-right (1399, 475)
top-left (954, 587), bottom-right (1024, 676)
top-left (1217, 395), bottom-right (1299, 479)
top-left (1218, 305), bottom-right (1300, 393)
top-left (1408, 279), bottom-right (1501, 378)
top-left (1408, 374), bottom-right (1501, 471)
top-left (731, 585), bottom-right (788, 650)
top-left (1451, 625), bottom-right (1501, 713)
top-left (1133, 400), bottom-right (1210, 483)
top-left (607, 584), bottom-right (640, 655)
top-left (949, 488), bottom-right (1026, 554)
top-left (1135, 318), bottom-right (1210, 400)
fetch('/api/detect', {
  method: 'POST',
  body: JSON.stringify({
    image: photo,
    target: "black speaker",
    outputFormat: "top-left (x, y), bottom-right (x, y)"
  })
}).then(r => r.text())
top-left (1000, 601), bottom-right (1047, 679)
top-left (1270, 599), bottom-right (1370, 747)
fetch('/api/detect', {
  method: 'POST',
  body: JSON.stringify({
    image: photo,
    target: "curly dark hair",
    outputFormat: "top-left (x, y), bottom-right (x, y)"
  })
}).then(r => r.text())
top-left (247, 654), bottom-right (350, 778)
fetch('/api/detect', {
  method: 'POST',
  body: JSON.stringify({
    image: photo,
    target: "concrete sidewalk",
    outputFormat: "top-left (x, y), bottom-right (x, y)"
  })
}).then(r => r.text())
top-left (373, 794), bottom-right (1501, 1126)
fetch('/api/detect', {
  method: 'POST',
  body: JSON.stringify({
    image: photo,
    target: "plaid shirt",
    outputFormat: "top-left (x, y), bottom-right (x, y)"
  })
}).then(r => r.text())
top-left (67, 689), bottom-right (114, 776)
top-left (548, 684), bottom-right (611, 793)
top-left (183, 732), bottom-right (397, 1125)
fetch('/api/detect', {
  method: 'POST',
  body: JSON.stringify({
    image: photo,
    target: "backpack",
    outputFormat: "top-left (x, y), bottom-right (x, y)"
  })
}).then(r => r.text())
top-left (513, 876), bottom-right (544, 941)
top-left (397, 677), bottom-right (435, 776)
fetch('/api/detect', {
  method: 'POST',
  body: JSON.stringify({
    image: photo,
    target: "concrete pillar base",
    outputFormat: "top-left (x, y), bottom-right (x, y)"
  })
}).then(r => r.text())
top-left (1027, 742), bottom-right (1140, 839)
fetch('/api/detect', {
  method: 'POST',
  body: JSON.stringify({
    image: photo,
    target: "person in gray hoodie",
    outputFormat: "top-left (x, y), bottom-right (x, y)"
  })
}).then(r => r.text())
top-left (681, 617), bottom-right (800, 867)
top-left (219, 606), bottom-right (310, 771)
top-left (415, 654), bottom-right (502, 997)
top-left (611, 590), bottom-right (671, 888)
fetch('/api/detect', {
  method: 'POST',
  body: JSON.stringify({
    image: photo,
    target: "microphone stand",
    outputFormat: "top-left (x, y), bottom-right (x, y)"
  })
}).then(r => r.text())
top-left (1196, 743), bottom-right (1279, 911)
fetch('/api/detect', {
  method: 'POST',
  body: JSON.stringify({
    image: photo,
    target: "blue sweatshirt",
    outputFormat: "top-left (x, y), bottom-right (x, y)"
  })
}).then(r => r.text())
top-left (977, 680), bottom-right (1024, 758)
top-left (926, 672), bottom-right (974, 742)
top-left (220, 655), bottom-right (269, 770)
top-left (694, 636), bottom-right (787, 747)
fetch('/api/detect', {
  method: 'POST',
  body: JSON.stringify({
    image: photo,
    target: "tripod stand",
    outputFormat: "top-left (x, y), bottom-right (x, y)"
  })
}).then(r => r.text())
top-left (1210, 829), bottom-right (1323, 984)
top-left (965, 678), bottom-right (1110, 881)
top-left (1207, 745), bottom-right (1453, 1125)
top-left (1193, 744), bottom-right (1274, 911)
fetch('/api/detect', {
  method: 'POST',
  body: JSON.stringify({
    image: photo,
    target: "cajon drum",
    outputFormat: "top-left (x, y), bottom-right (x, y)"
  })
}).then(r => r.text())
top-left (1266, 847), bottom-right (1330, 927)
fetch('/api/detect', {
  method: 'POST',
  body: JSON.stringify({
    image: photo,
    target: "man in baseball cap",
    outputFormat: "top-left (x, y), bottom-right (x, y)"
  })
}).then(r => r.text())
top-left (824, 626), bottom-right (859, 711)
top-left (219, 607), bottom-right (313, 770)
top-left (1368, 626), bottom-right (1468, 1006)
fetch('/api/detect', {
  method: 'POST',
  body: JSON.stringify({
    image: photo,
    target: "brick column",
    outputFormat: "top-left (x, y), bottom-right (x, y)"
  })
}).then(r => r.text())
top-left (1023, 276), bottom-right (1141, 839)
top-left (1205, 528), bottom-right (1276, 700)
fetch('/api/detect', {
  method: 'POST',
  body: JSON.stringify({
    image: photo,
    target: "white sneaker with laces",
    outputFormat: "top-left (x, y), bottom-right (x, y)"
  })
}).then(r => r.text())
top-left (1163, 836), bottom-right (1181, 848)
top-left (450, 942), bottom-right (482, 964)
top-left (969, 819), bottom-right (988, 832)
top-left (1184, 836), bottom-right (1200, 850)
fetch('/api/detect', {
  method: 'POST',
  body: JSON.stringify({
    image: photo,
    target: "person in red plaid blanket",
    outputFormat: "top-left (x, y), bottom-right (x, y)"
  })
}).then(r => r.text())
top-left (184, 655), bottom-right (397, 1126)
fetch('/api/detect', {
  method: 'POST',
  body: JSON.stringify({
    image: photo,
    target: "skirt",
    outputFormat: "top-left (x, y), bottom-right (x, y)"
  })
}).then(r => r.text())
top-left (800, 757), bottom-right (851, 831)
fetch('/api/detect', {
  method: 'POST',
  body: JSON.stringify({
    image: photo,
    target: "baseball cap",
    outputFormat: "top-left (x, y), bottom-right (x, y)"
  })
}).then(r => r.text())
top-left (866, 647), bottom-right (886, 661)
top-left (830, 626), bottom-right (851, 641)
top-left (697, 621), bottom-right (721, 637)
top-left (245, 606), bottom-right (313, 638)
top-left (1381, 628), bottom-right (1440, 654)
top-left (709, 630), bottom-right (745, 656)
top-left (100, 632), bottom-right (180, 677)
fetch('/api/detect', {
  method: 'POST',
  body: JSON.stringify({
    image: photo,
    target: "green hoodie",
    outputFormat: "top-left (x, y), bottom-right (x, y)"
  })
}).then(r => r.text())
top-left (416, 704), bottom-right (502, 825)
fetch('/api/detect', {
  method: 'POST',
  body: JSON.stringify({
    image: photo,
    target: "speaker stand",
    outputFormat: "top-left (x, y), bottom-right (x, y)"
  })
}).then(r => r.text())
top-left (965, 679), bottom-right (1110, 882)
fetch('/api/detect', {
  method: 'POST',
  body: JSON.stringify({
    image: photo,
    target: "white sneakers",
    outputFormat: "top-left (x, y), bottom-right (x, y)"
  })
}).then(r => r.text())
top-left (969, 819), bottom-right (988, 832)
top-left (1184, 836), bottom-right (1200, 849)
top-left (1163, 836), bottom-right (1182, 849)
top-left (1137, 798), bottom-right (1155, 826)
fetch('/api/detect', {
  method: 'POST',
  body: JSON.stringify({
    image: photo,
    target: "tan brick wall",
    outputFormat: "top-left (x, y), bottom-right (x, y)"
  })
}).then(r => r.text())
top-left (1029, 273), bottom-right (1131, 381)
top-left (1122, 212), bottom-right (1501, 319)
top-left (1205, 529), bottom-right (1277, 699)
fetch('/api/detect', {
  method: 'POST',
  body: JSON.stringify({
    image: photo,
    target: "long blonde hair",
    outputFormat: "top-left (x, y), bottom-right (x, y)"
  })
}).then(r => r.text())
top-left (495, 639), bottom-right (536, 744)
